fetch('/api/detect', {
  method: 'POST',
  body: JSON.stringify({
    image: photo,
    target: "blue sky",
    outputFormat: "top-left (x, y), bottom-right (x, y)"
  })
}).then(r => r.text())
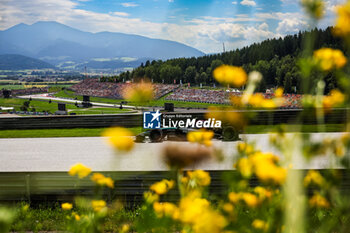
top-left (0, 0), bottom-right (344, 53)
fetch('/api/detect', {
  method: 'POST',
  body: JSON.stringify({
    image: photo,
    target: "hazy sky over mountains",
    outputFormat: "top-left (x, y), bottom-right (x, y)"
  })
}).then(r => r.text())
top-left (0, 0), bottom-right (345, 53)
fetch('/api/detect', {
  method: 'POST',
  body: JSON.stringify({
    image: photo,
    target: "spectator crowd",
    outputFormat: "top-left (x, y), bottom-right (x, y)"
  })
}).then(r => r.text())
top-left (166, 88), bottom-right (230, 104)
top-left (0, 87), bottom-right (49, 97)
top-left (69, 79), bottom-right (303, 108)
top-left (166, 88), bottom-right (302, 108)
top-left (70, 79), bottom-right (178, 99)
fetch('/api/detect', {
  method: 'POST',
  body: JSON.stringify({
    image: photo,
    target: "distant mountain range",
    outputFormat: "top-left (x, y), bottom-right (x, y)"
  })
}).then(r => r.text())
top-left (0, 21), bottom-right (204, 70)
top-left (0, 54), bottom-right (55, 70)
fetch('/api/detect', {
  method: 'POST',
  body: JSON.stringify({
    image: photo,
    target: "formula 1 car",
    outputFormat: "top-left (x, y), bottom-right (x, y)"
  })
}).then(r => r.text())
top-left (134, 126), bottom-right (239, 143)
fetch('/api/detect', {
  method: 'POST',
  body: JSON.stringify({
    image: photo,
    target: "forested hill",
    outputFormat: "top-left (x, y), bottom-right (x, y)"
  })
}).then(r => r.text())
top-left (0, 54), bottom-right (55, 70)
top-left (111, 27), bottom-right (344, 93)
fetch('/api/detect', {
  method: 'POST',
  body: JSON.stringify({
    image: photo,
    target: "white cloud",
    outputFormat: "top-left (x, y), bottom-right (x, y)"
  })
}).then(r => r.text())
top-left (256, 12), bottom-right (305, 21)
top-left (169, 0), bottom-right (174, 2)
top-left (258, 22), bottom-right (268, 30)
top-left (2, 0), bottom-right (340, 53)
top-left (276, 18), bottom-right (307, 35)
top-left (232, 1), bottom-right (238, 4)
top-left (112, 11), bottom-right (129, 17)
top-left (0, 0), bottom-right (279, 53)
top-left (120, 2), bottom-right (139, 7)
top-left (240, 0), bottom-right (256, 6)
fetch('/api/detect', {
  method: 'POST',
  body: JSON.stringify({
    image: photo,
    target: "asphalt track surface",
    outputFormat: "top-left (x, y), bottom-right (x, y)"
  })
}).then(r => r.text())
top-left (0, 133), bottom-right (345, 172)
top-left (17, 93), bottom-right (139, 109)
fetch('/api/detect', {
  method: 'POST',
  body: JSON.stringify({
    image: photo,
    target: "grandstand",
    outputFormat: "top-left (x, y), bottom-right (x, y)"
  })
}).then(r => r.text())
top-left (165, 88), bottom-right (230, 104)
top-left (166, 88), bottom-right (302, 108)
top-left (70, 79), bottom-right (179, 99)
top-left (69, 79), bottom-right (302, 108)
top-left (0, 87), bottom-right (49, 97)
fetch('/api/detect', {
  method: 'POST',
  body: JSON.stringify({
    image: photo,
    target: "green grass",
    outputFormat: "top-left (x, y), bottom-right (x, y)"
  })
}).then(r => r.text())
top-left (0, 84), bottom-right (25, 90)
top-left (0, 124), bottom-right (345, 138)
top-left (0, 98), bottom-right (79, 112)
top-left (69, 107), bottom-right (132, 115)
top-left (0, 127), bottom-right (143, 138)
top-left (244, 124), bottom-right (346, 134)
top-left (6, 202), bottom-right (137, 232)
top-left (0, 98), bottom-right (133, 114)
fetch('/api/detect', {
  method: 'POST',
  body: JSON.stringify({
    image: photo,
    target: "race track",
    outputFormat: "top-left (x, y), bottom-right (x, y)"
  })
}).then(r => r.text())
top-left (0, 133), bottom-right (345, 172)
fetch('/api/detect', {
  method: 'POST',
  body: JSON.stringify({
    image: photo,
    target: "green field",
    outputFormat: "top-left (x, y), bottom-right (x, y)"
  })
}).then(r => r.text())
top-left (3, 202), bottom-right (137, 232)
top-left (69, 107), bottom-right (132, 115)
top-left (0, 127), bottom-right (143, 138)
top-left (0, 124), bottom-right (345, 138)
top-left (0, 84), bottom-right (25, 90)
top-left (0, 98), bottom-right (135, 114)
top-left (0, 98), bottom-right (78, 112)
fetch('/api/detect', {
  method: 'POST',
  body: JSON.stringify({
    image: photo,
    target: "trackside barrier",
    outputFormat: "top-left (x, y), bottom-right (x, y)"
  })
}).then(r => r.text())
top-left (0, 114), bottom-right (142, 130)
top-left (0, 108), bottom-right (348, 130)
top-left (1, 170), bottom-right (350, 204)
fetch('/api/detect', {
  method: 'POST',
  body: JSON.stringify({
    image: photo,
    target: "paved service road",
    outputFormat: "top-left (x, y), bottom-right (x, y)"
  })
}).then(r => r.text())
top-left (0, 133), bottom-right (345, 172)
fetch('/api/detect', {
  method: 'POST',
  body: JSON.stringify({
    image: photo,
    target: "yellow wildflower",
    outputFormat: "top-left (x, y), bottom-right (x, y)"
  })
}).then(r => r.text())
top-left (301, 0), bottom-right (324, 19)
top-left (247, 93), bottom-right (278, 109)
top-left (74, 214), bottom-right (80, 221)
top-left (179, 196), bottom-right (210, 224)
top-left (248, 93), bottom-right (265, 108)
top-left (334, 1), bottom-right (350, 37)
top-left (103, 127), bottom-right (134, 152)
top-left (314, 48), bottom-right (347, 71)
top-left (252, 219), bottom-right (269, 231)
top-left (237, 158), bottom-right (253, 178)
top-left (91, 173), bottom-right (114, 188)
top-left (91, 200), bottom-right (107, 212)
top-left (304, 170), bottom-right (325, 187)
top-left (249, 152), bottom-right (279, 165)
top-left (241, 193), bottom-right (259, 208)
top-left (323, 89), bottom-right (345, 110)
top-left (153, 202), bottom-right (179, 219)
top-left (254, 186), bottom-right (273, 201)
top-left (120, 224), bottom-right (130, 233)
top-left (192, 210), bottom-right (227, 233)
top-left (334, 140), bottom-right (345, 157)
top-left (150, 179), bottom-right (175, 195)
top-left (187, 130), bottom-right (214, 147)
top-left (250, 152), bottom-right (286, 185)
top-left (261, 99), bottom-right (277, 109)
top-left (22, 204), bottom-right (29, 212)
top-left (61, 202), bottom-right (73, 211)
top-left (309, 193), bottom-right (330, 208)
top-left (144, 191), bottom-right (159, 204)
top-left (255, 161), bottom-right (287, 185)
top-left (187, 170), bottom-right (211, 186)
top-left (123, 82), bottom-right (154, 102)
top-left (237, 142), bottom-right (254, 155)
top-left (274, 87), bottom-right (284, 98)
top-left (68, 163), bottom-right (91, 179)
top-left (341, 134), bottom-right (350, 144)
top-left (228, 192), bottom-right (240, 204)
top-left (222, 203), bottom-right (234, 213)
top-left (179, 193), bottom-right (227, 233)
top-left (213, 65), bottom-right (247, 87)
top-left (224, 111), bottom-right (247, 128)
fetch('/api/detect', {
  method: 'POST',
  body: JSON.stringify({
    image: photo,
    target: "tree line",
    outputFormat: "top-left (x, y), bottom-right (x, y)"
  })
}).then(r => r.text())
top-left (101, 27), bottom-right (345, 94)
